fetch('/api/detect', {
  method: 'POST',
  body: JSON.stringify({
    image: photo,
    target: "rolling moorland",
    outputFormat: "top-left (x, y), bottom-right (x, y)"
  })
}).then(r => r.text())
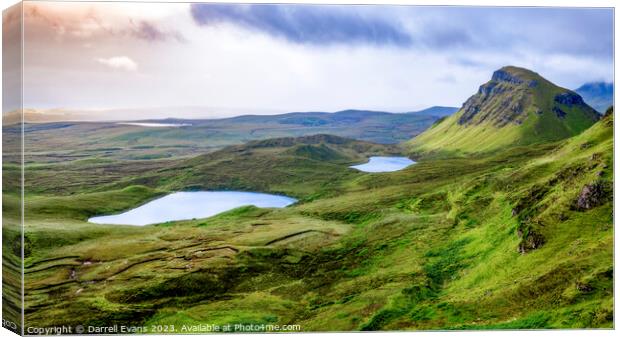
top-left (1, 66), bottom-right (613, 332)
top-left (1, 108), bottom-right (441, 165)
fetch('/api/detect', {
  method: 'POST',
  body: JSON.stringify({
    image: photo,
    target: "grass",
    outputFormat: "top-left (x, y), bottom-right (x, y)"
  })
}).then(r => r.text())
top-left (3, 111), bottom-right (613, 331)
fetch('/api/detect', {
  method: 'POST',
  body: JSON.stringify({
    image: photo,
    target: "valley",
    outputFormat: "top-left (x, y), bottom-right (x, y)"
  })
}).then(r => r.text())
top-left (4, 109), bottom-right (441, 163)
top-left (2, 66), bottom-right (613, 331)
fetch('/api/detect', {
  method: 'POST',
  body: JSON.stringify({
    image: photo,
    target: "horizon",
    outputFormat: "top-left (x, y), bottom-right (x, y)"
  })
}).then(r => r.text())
top-left (7, 72), bottom-right (613, 122)
top-left (3, 2), bottom-right (614, 119)
top-left (4, 104), bottom-right (453, 123)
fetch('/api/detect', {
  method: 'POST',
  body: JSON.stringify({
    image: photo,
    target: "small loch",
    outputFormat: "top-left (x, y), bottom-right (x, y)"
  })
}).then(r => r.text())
top-left (350, 156), bottom-right (416, 173)
top-left (118, 122), bottom-right (192, 127)
top-left (89, 191), bottom-right (297, 226)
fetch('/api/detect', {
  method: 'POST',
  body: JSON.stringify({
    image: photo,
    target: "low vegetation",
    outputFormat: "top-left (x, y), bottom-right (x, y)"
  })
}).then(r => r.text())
top-left (3, 68), bottom-right (613, 332)
top-left (1, 112), bottom-right (610, 331)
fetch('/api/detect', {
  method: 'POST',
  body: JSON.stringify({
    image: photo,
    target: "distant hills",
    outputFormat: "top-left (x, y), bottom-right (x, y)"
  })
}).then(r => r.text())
top-left (575, 82), bottom-right (613, 113)
top-left (7, 109), bottom-right (442, 163)
top-left (409, 106), bottom-right (459, 117)
top-left (409, 66), bottom-right (601, 155)
top-left (154, 109), bottom-right (439, 144)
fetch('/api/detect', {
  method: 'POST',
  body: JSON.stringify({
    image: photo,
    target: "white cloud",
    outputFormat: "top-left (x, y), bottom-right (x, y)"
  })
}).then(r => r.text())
top-left (95, 56), bottom-right (138, 72)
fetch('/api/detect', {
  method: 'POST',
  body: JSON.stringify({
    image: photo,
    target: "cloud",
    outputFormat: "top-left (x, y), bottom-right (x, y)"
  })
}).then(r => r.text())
top-left (24, 3), bottom-right (185, 43)
top-left (190, 3), bottom-right (412, 47)
top-left (96, 56), bottom-right (138, 71)
top-left (21, 3), bottom-right (613, 114)
top-left (128, 20), bottom-right (186, 42)
top-left (406, 7), bottom-right (613, 59)
top-left (189, 4), bottom-right (613, 62)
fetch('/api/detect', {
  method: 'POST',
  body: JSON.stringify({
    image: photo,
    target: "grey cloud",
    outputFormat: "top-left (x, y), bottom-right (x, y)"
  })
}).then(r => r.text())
top-left (190, 4), bottom-right (413, 47)
top-left (188, 4), bottom-right (613, 62)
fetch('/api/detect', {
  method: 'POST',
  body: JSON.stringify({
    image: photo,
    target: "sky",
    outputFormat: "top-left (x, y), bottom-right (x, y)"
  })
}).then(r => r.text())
top-left (4, 1), bottom-right (615, 118)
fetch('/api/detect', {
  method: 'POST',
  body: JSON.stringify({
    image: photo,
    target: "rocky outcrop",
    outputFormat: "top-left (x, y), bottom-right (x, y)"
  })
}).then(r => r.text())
top-left (551, 92), bottom-right (600, 122)
top-left (553, 107), bottom-right (567, 118)
top-left (492, 69), bottom-right (525, 85)
top-left (457, 82), bottom-right (530, 127)
top-left (574, 181), bottom-right (612, 211)
top-left (554, 92), bottom-right (586, 107)
top-left (517, 227), bottom-right (545, 254)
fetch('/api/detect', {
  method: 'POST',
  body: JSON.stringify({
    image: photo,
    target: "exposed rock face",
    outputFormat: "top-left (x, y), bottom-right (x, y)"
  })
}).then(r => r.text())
top-left (492, 69), bottom-right (525, 85)
top-left (457, 67), bottom-right (538, 127)
top-left (554, 92), bottom-right (586, 106)
top-left (455, 66), bottom-right (599, 128)
top-left (551, 91), bottom-right (600, 121)
top-left (458, 81), bottom-right (530, 127)
top-left (575, 181), bottom-right (611, 210)
top-left (553, 107), bottom-right (567, 119)
top-left (492, 68), bottom-right (541, 88)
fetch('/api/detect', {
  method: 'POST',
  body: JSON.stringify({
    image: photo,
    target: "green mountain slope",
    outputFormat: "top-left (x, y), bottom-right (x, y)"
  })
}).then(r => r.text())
top-left (19, 111), bottom-right (612, 330)
top-left (409, 66), bottom-right (600, 155)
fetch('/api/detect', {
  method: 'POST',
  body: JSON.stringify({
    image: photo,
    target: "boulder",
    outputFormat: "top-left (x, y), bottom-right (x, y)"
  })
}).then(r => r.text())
top-left (575, 181), bottom-right (611, 210)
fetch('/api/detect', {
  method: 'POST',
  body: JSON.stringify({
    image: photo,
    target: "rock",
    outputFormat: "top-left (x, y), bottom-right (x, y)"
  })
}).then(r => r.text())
top-left (575, 181), bottom-right (611, 210)
top-left (492, 69), bottom-right (524, 84)
top-left (554, 92), bottom-right (585, 107)
top-left (478, 81), bottom-right (499, 96)
top-left (518, 231), bottom-right (545, 254)
top-left (576, 281), bottom-right (593, 293)
top-left (553, 106), bottom-right (567, 118)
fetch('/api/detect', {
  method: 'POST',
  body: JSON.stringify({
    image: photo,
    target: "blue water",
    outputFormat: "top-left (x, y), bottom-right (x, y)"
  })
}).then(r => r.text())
top-left (89, 191), bottom-right (297, 226)
top-left (350, 156), bottom-right (416, 173)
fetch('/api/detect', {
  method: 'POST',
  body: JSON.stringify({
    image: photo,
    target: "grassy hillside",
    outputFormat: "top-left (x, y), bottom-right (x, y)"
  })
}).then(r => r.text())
top-left (409, 66), bottom-right (600, 156)
top-left (19, 134), bottom-right (400, 200)
top-left (17, 111), bottom-right (612, 330)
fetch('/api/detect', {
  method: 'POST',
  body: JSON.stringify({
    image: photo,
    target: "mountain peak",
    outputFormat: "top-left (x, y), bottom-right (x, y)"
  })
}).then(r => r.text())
top-left (457, 66), bottom-right (597, 127)
top-left (409, 66), bottom-right (601, 154)
top-left (575, 81), bottom-right (613, 113)
top-left (575, 81), bottom-right (613, 94)
top-left (491, 66), bottom-right (542, 85)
